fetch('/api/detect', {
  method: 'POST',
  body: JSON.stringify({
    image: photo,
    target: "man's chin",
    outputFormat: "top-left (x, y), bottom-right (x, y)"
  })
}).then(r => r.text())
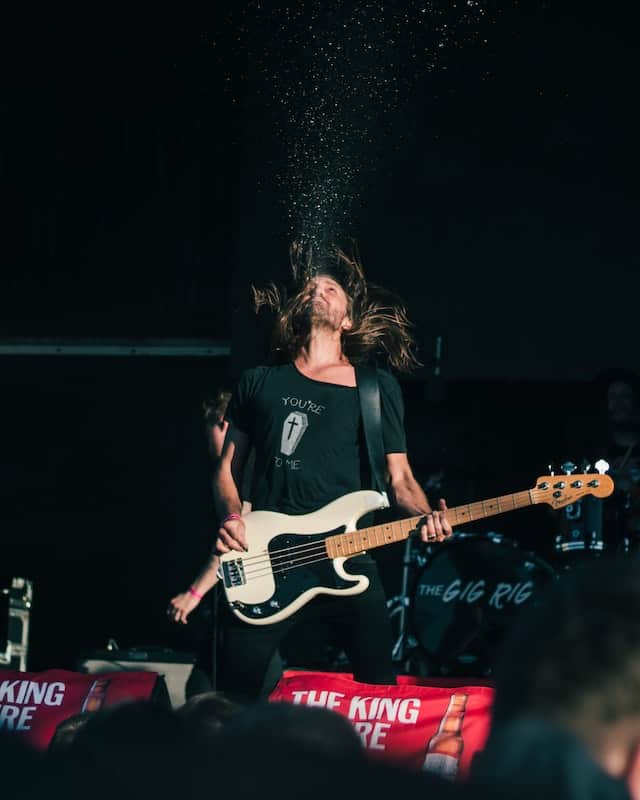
top-left (310, 311), bottom-right (339, 330)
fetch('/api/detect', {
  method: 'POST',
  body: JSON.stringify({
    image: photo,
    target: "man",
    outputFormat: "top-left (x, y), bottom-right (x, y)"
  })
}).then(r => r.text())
top-left (559, 368), bottom-right (640, 560)
top-left (468, 555), bottom-right (640, 800)
top-left (213, 241), bottom-right (452, 702)
top-left (599, 368), bottom-right (640, 549)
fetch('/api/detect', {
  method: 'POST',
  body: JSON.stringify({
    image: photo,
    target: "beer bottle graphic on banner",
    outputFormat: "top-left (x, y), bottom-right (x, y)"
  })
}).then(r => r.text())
top-left (423, 692), bottom-right (469, 779)
top-left (81, 678), bottom-right (111, 712)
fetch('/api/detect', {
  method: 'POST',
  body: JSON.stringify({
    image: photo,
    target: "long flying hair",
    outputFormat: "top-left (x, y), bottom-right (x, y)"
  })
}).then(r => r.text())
top-left (252, 241), bottom-right (422, 373)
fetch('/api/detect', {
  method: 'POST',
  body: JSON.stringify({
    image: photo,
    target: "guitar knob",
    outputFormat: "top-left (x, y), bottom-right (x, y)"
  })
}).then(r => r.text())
top-left (561, 461), bottom-right (577, 475)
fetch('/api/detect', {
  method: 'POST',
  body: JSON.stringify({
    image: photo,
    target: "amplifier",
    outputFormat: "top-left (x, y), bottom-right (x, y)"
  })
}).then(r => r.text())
top-left (0, 577), bottom-right (33, 671)
top-left (77, 646), bottom-right (196, 708)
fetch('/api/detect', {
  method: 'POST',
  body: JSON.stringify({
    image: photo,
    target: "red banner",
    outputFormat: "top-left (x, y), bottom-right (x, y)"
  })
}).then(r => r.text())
top-left (0, 669), bottom-right (160, 751)
top-left (269, 670), bottom-right (494, 780)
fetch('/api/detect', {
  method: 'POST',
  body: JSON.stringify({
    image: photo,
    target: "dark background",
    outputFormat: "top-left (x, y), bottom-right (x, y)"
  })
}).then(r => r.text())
top-left (2, 2), bottom-right (637, 671)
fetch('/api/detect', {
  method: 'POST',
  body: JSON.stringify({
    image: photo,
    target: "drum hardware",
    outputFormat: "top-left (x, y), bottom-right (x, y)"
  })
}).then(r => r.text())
top-left (387, 531), bottom-right (480, 673)
top-left (387, 533), bottom-right (436, 671)
top-left (1, 577), bottom-right (33, 672)
top-left (555, 529), bottom-right (604, 553)
top-left (554, 459), bottom-right (608, 564)
top-left (408, 531), bottom-right (557, 677)
top-left (387, 537), bottom-right (419, 669)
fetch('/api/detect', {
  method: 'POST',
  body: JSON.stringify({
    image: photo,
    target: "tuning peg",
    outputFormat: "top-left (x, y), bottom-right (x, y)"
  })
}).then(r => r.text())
top-left (548, 463), bottom-right (556, 476)
top-left (561, 461), bottom-right (577, 475)
top-left (580, 458), bottom-right (592, 472)
top-left (595, 459), bottom-right (610, 475)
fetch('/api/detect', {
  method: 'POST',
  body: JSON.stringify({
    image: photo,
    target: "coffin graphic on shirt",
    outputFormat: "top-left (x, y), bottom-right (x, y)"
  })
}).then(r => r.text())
top-left (219, 470), bottom-right (614, 625)
top-left (280, 411), bottom-right (309, 455)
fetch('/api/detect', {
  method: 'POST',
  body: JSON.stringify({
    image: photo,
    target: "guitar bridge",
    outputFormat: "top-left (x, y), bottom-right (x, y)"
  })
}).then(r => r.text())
top-left (222, 558), bottom-right (246, 588)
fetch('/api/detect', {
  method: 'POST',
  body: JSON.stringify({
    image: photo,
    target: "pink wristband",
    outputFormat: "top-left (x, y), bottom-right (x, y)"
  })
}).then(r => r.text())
top-left (188, 586), bottom-right (203, 600)
top-left (221, 513), bottom-right (241, 525)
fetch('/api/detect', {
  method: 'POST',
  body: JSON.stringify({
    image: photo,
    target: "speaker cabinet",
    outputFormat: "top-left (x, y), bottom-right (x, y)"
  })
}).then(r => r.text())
top-left (77, 648), bottom-right (195, 708)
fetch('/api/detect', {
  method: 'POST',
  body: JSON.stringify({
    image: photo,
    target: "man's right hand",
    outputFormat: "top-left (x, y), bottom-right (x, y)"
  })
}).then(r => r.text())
top-left (215, 517), bottom-right (247, 554)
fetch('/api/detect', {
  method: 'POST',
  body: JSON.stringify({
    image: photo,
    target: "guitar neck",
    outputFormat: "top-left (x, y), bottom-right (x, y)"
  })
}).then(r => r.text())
top-left (324, 489), bottom-right (535, 558)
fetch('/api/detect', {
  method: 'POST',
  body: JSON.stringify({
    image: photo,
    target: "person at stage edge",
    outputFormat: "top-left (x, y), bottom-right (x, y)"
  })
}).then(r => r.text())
top-left (212, 240), bottom-right (453, 702)
top-left (168, 390), bottom-right (252, 627)
top-left (168, 389), bottom-right (262, 698)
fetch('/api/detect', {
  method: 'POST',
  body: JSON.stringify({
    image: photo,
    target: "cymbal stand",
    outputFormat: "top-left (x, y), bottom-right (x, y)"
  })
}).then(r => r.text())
top-left (386, 536), bottom-right (423, 670)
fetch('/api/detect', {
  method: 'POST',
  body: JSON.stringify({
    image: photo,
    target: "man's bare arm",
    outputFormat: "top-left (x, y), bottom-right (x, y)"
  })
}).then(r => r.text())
top-left (386, 452), bottom-right (452, 543)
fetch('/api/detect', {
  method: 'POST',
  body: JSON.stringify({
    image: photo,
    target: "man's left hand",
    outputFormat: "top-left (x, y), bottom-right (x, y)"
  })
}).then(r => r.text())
top-left (419, 498), bottom-right (453, 543)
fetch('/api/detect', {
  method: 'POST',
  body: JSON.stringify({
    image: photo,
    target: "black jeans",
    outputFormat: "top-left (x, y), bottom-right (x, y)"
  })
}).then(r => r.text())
top-left (216, 555), bottom-right (396, 703)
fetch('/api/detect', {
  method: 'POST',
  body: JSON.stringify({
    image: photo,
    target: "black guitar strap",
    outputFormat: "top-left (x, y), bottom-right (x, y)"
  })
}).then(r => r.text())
top-left (356, 363), bottom-right (387, 494)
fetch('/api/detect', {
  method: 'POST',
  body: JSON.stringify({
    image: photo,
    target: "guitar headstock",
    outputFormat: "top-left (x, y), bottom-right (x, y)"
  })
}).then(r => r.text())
top-left (532, 461), bottom-right (614, 510)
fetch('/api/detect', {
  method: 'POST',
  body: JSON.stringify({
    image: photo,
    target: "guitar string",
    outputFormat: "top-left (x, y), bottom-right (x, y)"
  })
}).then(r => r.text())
top-left (233, 522), bottom-right (436, 582)
top-left (241, 548), bottom-right (358, 581)
top-left (231, 524), bottom-right (407, 567)
top-left (231, 514), bottom-right (425, 574)
top-left (230, 533), bottom-right (348, 566)
top-left (246, 551), bottom-right (334, 579)
top-left (241, 543), bottom-right (332, 576)
top-left (238, 537), bottom-right (397, 581)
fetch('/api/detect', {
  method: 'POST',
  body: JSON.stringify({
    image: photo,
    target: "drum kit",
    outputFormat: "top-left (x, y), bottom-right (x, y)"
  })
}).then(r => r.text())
top-left (387, 459), bottom-right (637, 678)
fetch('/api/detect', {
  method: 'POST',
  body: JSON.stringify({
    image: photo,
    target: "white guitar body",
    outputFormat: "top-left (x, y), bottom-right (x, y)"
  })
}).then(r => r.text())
top-left (219, 490), bottom-right (389, 625)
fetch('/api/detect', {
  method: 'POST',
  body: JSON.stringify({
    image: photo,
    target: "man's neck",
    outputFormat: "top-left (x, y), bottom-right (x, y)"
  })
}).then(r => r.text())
top-left (294, 329), bottom-right (356, 386)
top-left (297, 328), bottom-right (348, 369)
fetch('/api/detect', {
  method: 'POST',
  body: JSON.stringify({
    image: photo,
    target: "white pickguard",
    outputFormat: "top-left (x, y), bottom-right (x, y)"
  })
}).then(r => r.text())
top-left (219, 490), bottom-right (389, 625)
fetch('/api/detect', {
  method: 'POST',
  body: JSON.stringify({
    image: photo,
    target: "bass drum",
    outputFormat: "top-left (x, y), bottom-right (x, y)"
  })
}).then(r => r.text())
top-left (410, 532), bottom-right (557, 676)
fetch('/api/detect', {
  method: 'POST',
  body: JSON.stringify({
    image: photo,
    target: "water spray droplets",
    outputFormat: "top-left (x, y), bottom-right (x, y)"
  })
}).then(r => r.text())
top-left (214, 2), bottom-right (488, 251)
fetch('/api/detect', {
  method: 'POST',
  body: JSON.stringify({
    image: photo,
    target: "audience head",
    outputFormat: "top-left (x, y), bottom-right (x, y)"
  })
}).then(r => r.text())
top-left (470, 715), bottom-right (631, 800)
top-left (47, 711), bottom-right (92, 754)
top-left (5, 695), bottom-right (466, 800)
top-left (221, 700), bottom-right (366, 761)
top-left (488, 556), bottom-right (640, 797)
top-left (1, 731), bottom-right (55, 798)
top-left (214, 700), bottom-right (462, 800)
top-left (176, 689), bottom-right (245, 745)
top-left (62, 700), bottom-right (208, 800)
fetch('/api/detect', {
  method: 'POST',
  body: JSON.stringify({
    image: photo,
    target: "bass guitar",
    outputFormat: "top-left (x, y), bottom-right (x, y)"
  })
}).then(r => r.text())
top-left (219, 468), bottom-right (614, 625)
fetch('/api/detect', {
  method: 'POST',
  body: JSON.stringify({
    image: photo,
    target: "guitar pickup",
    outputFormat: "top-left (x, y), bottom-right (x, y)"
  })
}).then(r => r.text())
top-left (222, 559), bottom-right (246, 588)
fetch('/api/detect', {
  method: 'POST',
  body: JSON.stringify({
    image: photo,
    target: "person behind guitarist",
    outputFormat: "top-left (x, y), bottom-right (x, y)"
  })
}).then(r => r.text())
top-left (213, 239), bottom-right (453, 703)
top-left (168, 389), bottom-right (283, 699)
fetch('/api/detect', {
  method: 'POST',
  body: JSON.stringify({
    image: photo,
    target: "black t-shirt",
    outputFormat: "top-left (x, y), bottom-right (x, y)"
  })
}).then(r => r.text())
top-left (225, 363), bottom-right (407, 515)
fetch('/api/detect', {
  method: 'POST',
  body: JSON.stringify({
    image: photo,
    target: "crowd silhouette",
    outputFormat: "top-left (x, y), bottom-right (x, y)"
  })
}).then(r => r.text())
top-left (4, 554), bottom-right (640, 800)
